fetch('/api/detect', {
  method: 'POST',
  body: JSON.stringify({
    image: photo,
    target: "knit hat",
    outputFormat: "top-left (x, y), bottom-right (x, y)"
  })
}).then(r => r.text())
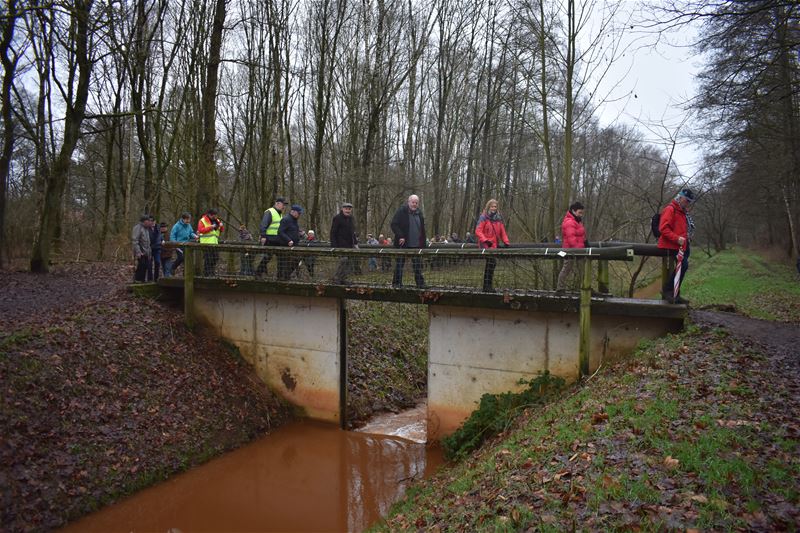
top-left (291, 204), bottom-right (304, 214)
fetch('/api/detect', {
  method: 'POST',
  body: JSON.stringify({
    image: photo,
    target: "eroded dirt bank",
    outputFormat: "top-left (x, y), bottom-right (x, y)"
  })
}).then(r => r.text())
top-left (0, 263), bottom-right (290, 531)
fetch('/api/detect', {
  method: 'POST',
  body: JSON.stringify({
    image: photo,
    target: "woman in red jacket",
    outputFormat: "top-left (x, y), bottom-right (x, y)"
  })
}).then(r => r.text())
top-left (556, 201), bottom-right (587, 292)
top-left (475, 199), bottom-right (510, 292)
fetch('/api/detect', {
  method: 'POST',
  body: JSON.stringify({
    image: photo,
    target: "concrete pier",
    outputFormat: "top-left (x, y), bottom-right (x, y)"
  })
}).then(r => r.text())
top-left (426, 303), bottom-right (681, 439)
top-left (193, 290), bottom-right (343, 423)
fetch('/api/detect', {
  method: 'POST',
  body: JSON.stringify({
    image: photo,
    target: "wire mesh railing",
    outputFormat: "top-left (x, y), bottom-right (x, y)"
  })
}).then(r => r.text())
top-left (163, 242), bottom-right (638, 295)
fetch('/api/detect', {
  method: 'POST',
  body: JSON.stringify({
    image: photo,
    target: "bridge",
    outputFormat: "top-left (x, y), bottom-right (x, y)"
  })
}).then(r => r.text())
top-left (156, 241), bottom-right (685, 439)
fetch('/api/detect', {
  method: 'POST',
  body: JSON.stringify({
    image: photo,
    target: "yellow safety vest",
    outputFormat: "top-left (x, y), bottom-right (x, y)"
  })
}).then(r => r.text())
top-left (265, 207), bottom-right (281, 236)
top-left (198, 215), bottom-right (221, 244)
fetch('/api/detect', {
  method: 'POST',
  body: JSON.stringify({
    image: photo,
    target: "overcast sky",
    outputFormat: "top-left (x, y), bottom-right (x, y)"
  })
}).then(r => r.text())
top-left (588, 2), bottom-right (704, 180)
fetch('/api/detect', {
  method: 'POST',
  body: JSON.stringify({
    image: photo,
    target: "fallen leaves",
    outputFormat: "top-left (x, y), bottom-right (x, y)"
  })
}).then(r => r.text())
top-left (1, 263), bottom-right (290, 532)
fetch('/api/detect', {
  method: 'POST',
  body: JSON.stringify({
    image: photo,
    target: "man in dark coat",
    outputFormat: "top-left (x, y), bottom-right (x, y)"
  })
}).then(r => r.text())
top-left (330, 202), bottom-right (358, 284)
top-left (390, 194), bottom-right (427, 288)
top-left (277, 204), bottom-right (303, 280)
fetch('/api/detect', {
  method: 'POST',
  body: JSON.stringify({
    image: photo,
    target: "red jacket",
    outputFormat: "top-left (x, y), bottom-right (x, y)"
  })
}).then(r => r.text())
top-left (560, 211), bottom-right (586, 248)
top-left (475, 213), bottom-right (509, 249)
top-left (657, 200), bottom-right (688, 250)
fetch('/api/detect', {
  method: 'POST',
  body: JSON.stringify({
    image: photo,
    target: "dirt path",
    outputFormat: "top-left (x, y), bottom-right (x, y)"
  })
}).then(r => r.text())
top-left (691, 309), bottom-right (800, 359)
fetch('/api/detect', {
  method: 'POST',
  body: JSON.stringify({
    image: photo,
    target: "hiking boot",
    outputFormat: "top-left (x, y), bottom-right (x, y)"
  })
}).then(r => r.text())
top-left (674, 295), bottom-right (690, 305)
top-left (555, 288), bottom-right (566, 295)
top-left (483, 285), bottom-right (496, 293)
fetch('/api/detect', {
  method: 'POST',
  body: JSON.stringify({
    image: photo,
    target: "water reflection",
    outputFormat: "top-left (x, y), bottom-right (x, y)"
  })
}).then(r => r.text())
top-left (61, 420), bottom-right (441, 533)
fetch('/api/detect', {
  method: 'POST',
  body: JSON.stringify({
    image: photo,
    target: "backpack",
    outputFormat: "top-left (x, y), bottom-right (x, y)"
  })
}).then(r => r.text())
top-left (651, 212), bottom-right (661, 238)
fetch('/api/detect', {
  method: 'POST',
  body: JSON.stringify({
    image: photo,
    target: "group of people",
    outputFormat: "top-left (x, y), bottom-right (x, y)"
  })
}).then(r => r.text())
top-left (132, 188), bottom-right (696, 303)
top-left (131, 212), bottom-right (198, 283)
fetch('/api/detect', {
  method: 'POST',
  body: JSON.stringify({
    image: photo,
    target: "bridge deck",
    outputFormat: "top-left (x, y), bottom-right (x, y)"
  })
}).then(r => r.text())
top-left (157, 276), bottom-right (686, 320)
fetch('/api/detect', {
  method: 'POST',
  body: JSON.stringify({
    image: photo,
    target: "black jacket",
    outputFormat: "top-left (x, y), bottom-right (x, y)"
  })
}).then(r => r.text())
top-left (278, 214), bottom-right (301, 245)
top-left (330, 212), bottom-right (358, 248)
top-left (390, 204), bottom-right (427, 248)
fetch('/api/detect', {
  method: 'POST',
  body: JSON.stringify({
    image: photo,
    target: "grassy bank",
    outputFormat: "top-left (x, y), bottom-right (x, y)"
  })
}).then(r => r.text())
top-left (377, 248), bottom-right (800, 530)
top-left (681, 247), bottom-right (800, 321)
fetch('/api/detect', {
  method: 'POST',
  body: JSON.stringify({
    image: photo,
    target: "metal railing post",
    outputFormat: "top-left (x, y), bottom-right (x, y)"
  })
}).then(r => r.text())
top-left (184, 247), bottom-right (195, 330)
top-left (579, 258), bottom-right (592, 377)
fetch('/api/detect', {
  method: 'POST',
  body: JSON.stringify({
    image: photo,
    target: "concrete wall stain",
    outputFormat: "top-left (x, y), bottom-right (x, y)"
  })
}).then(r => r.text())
top-left (281, 367), bottom-right (297, 391)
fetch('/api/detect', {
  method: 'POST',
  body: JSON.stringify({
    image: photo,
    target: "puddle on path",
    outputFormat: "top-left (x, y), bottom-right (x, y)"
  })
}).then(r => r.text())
top-left (60, 420), bottom-right (442, 533)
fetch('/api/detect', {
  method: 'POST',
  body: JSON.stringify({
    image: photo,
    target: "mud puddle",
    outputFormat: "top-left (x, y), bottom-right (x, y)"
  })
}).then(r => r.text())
top-left (60, 420), bottom-right (442, 532)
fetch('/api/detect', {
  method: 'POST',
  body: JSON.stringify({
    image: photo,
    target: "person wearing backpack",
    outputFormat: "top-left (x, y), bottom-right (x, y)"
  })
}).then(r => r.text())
top-left (658, 188), bottom-right (695, 304)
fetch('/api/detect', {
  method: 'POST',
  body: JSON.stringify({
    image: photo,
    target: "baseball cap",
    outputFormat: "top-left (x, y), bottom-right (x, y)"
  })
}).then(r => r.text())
top-left (275, 196), bottom-right (287, 204)
top-left (342, 202), bottom-right (353, 208)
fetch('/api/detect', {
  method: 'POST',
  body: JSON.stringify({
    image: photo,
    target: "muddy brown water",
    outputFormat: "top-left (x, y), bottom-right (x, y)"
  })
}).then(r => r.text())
top-left (61, 420), bottom-right (443, 532)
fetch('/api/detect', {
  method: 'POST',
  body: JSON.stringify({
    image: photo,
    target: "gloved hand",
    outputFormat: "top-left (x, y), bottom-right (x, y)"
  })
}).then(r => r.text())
top-left (484, 241), bottom-right (492, 247)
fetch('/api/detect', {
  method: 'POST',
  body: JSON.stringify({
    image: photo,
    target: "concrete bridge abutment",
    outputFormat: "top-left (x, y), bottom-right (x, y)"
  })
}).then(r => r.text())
top-left (193, 290), bottom-right (344, 424)
top-left (426, 304), bottom-right (682, 440)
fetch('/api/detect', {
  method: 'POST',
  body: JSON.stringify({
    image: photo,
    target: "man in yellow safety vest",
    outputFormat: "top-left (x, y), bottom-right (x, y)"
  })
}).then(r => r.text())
top-left (255, 196), bottom-right (286, 277)
top-left (197, 208), bottom-right (224, 275)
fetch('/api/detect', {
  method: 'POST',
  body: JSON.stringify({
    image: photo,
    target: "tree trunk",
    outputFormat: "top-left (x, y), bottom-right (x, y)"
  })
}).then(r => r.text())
top-left (196, 0), bottom-right (226, 212)
top-left (30, 0), bottom-right (94, 273)
top-left (0, 0), bottom-right (19, 268)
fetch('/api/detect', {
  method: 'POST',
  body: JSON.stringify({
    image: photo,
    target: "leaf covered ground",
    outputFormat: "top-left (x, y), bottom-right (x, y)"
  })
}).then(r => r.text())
top-left (346, 300), bottom-right (428, 427)
top-left (0, 263), bottom-right (291, 532)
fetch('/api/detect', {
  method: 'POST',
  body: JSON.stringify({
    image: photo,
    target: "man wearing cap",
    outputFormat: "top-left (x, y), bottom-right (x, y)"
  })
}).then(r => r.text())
top-left (255, 196), bottom-right (286, 277)
top-left (277, 204), bottom-right (304, 280)
top-left (330, 202), bottom-right (359, 284)
top-left (658, 188), bottom-right (695, 304)
top-left (390, 194), bottom-right (427, 288)
top-left (131, 214), bottom-right (153, 282)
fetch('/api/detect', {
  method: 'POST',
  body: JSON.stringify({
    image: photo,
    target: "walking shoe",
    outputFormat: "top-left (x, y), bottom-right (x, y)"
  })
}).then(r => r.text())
top-left (674, 295), bottom-right (690, 305)
top-left (483, 285), bottom-right (496, 293)
top-left (555, 288), bottom-right (566, 295)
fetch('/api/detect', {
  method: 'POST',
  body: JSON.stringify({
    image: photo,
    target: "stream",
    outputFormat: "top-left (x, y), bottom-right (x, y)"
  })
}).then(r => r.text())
top-left (60, 416), bottom-right (442, 532)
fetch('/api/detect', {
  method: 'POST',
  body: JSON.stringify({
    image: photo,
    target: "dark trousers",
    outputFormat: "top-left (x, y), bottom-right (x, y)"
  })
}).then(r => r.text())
top-left (277, 250), bottom-right (299, 281)
top-left (240, 252), bottom-right (255, 275)
top-left (256, 239), bottom-right (280, 275)
top-left (149, 249), bottom-right (161, 281)
top-left (333, 256), bottom-right (352, 283)
top-left (483, 257), bottom-right (497, 290)
top-left (134, 255), bottom-right (149, 282)
top-left (393, 255), bottom-right (425, 287)
top-left (171, 248), bottom-right (184, 274)
top-left (203, 248), bottom-right (219, 277)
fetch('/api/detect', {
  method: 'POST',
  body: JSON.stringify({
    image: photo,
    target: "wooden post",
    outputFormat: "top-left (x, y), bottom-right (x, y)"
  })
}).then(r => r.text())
top-left (598, 260), bottom-right (609, 294)
top-left (184, 247), bottom-right (195, 330)
top-left (579, 258), bottom-right (592, 377)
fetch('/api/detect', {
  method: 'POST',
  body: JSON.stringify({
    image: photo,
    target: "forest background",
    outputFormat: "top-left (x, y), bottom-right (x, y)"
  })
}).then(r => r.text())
top-left (0, 0), bottom-right (797, 272)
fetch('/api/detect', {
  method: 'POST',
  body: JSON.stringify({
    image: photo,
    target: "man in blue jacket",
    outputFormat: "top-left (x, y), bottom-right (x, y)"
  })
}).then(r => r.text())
top-left (168, 212), bottom-right (197, 275)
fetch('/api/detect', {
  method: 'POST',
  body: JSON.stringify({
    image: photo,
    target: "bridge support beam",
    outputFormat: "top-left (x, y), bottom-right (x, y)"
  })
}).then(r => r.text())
top-left (192, 290), bottom-right (343, 424)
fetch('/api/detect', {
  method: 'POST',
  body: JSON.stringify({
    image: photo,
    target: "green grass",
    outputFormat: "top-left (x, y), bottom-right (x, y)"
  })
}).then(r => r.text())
top-left (681, 247), bottom-right (800, 320)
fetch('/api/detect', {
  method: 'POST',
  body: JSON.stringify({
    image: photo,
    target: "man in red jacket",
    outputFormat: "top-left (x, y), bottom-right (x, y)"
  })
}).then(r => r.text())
top-left (556, 201), bottom-right (587, 293)
top-left (659, 188), bottom-right (694, 304)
